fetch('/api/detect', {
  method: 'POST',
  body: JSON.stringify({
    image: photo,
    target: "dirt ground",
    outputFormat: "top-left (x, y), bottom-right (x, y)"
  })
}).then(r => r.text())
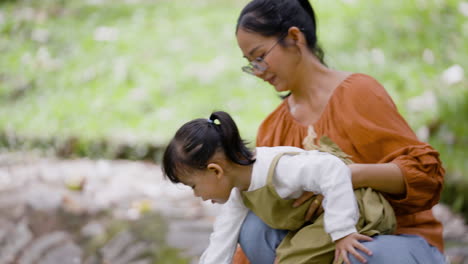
top-left (0, 152), bottom-right (466, 263)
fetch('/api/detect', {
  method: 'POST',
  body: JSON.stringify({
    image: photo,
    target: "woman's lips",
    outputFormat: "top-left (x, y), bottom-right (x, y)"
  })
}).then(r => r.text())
top-left (266, 76), bottom-right (276, 85)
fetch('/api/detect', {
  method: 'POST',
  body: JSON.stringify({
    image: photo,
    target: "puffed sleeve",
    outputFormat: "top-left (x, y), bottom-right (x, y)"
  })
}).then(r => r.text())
top-left (275, 151), bottom-right (358, 241)
top-left (339, 75), bottom-right (444, 215)
top-left (382, 144), bottom-right (444, 215)
top-left (199, 189), bottom-right (249, 264)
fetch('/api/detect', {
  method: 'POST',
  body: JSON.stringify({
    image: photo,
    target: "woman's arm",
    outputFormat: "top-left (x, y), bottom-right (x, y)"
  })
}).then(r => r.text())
top-left (349, 163), bottom-right (406, 195)
top-left (340, 75), bottom-right (444, 214)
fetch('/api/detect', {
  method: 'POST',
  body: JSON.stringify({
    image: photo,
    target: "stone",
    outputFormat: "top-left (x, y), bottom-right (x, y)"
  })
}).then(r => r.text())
top-left (0, 219), bottom-right (33, 263)
top-left (100, 230), bottom-right (135, 261)
top-left (113, 242), bottom-right (149, 264)
top-left (19, 231), bottom-right (69, 264)
top-left (25, 184), bottom-right (63, 211)
top-left (37, 241), bottom-right (82, 264)
top-left (81, 221), bottom-right (105, 238)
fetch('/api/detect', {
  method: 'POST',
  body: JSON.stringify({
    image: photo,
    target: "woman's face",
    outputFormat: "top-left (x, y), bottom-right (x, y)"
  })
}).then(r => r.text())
top-left (236, 28), bottom-right (299, 93)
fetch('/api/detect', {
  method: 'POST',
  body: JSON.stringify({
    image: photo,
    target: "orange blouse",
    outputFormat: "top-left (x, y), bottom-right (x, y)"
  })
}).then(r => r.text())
top-left (256, 73), bottom-right (445, 252)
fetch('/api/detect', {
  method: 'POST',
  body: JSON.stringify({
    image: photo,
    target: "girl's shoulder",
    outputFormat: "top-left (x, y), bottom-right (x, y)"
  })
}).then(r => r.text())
top-left (256, 146), bottom-right (333, 160)
top-left (255, 146), bottom-right (305, 156)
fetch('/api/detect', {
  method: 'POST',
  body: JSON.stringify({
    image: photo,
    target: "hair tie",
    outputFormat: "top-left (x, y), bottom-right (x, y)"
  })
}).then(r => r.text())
top-left (208, 118), bottom-right (221, 125)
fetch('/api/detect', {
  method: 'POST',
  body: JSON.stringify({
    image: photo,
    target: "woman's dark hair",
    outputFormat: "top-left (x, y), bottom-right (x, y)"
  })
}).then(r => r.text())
top-left (162, 111), bottom-right (255, 183)
top-left (236, 0), bottom-right (325, 64)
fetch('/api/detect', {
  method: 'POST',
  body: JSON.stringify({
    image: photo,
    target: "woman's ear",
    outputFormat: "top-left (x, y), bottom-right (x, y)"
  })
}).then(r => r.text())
top-left (287, 26), bottom-right (304, 46)
top-left (207, 163), bottom-right (224, 180)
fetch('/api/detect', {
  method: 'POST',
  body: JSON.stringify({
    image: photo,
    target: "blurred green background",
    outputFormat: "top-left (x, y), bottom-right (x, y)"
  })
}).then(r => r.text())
top-left (0, 0), bottom-right (467, 214)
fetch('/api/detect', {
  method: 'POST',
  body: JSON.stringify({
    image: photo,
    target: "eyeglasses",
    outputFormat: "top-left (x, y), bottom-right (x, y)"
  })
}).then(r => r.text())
top-left (241, 35), bottom-right (285, 75)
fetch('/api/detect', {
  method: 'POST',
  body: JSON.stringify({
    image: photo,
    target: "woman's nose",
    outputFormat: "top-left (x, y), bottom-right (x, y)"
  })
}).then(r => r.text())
top-left (253, 69), bottom-right (265, 78)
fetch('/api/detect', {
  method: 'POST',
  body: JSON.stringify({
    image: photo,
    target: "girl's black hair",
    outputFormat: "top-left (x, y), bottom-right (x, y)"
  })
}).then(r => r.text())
top-left (236, 0), bottom-right (325, 64)
top-left (162, 111), bottom-right (255, 183)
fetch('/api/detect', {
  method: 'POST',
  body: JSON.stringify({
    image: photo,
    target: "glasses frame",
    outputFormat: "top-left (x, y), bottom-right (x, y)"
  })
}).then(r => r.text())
top-left (241, 34), bottom-right (287, 75)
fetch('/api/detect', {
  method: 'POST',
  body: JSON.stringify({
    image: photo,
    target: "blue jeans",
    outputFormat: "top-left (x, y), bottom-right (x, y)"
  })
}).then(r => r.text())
top-left (239, 211), bottom-right (447, 264)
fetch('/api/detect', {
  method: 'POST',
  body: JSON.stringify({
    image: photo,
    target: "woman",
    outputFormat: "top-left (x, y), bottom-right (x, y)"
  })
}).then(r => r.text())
top-left (232, 0), bottom-right (446, 263)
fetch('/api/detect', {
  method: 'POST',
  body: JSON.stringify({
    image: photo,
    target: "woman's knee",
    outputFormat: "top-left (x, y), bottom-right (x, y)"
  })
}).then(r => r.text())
top-left (348, 235), bottom-right (446, 264)
top-left (239, 211), bottom-right (269, 246)
top-left (239, 211), bottom-right (288, 262)
top-left (348, 238), bottom-right (386, 264)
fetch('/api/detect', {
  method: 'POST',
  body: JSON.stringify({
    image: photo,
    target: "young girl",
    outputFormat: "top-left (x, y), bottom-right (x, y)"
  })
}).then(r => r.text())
top-left (162, 111), bottom-right (396, 264)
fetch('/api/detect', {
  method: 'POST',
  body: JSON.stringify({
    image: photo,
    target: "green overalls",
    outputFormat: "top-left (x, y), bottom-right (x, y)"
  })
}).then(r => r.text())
top-left (241, 152), bottom-right (396, 264)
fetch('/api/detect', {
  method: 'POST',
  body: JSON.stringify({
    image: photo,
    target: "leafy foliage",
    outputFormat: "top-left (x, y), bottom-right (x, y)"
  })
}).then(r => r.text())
top-left (0, 0), bottom-right (467, 214)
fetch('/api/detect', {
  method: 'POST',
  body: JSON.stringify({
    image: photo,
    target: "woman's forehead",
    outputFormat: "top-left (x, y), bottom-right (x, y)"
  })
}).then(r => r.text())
top-left (237, 29), bottom-right (271, 56)
top-left (237, 28), bottom-right (268, 45)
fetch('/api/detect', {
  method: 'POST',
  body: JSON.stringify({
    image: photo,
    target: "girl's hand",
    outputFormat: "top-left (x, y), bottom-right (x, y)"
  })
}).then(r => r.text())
top-left (334, 233), bottom-right (373, 264)
top-left (292, 192), bottom-right (324, 221)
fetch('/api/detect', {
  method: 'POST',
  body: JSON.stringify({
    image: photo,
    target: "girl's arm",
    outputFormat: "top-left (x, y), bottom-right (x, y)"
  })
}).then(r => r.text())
top-left (278, 152), bottom-right (358, 241)
top-left (278, 152), bottom-right (374, 262)
top-left (293, 163), bottom-right (405, 206)
top-left (199, 190), bottom-right (248, 264)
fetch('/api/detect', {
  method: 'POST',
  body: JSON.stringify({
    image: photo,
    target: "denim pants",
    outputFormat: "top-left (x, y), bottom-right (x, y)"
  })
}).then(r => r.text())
top-left (239, 211), bottom-right (447, 264)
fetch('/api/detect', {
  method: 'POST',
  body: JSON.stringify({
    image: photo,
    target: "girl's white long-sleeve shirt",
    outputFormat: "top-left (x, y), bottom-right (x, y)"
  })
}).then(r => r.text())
top-left (199, 146), bottom-right (359, 264)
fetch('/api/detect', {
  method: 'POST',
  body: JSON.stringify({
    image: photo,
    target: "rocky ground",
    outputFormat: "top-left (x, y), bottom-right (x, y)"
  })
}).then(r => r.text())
top-left (0, 152), bottom-right (467, 264)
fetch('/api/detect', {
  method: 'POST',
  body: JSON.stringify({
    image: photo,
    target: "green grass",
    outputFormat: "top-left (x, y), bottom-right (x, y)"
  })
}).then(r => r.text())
top-left (0, 0), bottom-right (466, 181)
top-left (0, 0), bottom-right (266, 143)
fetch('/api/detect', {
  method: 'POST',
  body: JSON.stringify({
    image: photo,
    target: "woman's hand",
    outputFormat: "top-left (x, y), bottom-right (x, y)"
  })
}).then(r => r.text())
top-left (334, 233), bottom-right (373, 264)
top-left (293, 192), bottom-right (324, 221)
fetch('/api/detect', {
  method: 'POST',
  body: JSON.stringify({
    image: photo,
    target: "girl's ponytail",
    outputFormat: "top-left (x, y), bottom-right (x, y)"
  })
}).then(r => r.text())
top-left (209, 111), bottom-right (255, 166)
top-left (162, 111), bottom-right (254, 183)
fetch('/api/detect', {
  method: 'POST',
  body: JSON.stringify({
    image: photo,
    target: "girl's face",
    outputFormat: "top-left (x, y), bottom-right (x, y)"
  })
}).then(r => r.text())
top-left (180, 168), bottom-right (233, 204)
top-left (236, 28), bottom-right (300, 93)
